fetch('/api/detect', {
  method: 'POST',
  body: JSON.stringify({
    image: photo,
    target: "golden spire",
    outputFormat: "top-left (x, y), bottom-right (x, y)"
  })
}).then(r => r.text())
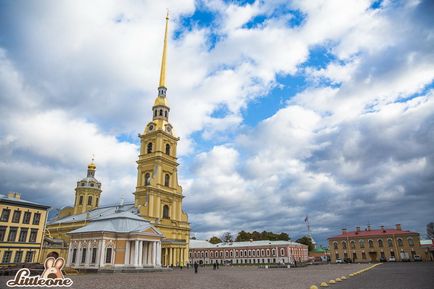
top-left (159, 11), bottom-right (169, 88)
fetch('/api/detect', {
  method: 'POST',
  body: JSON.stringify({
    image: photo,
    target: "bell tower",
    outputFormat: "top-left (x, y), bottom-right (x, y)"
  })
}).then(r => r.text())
top-left (134, 12), bottom-right (190, 267)
top-left (73, 160), bottom-right (102, 215)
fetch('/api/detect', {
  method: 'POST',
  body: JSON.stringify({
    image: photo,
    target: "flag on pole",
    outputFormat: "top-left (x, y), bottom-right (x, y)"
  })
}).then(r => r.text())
top-left (304, 215), bottom-right (308, 223)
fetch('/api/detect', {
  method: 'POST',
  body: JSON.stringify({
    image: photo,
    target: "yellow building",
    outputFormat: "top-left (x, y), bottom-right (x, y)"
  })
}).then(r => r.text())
top-left (328, 224), bottom-right (426, 263)
top-left (46, 13), bottom-right (190, 267)
top-left (133, 13), bottom-right (190, 267)
top-left (0, 192), bottom-right (50, 265)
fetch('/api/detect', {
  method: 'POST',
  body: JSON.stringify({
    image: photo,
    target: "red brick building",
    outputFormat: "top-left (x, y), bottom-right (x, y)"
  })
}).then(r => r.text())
top-left (189, 240), bottom-right (308, 265)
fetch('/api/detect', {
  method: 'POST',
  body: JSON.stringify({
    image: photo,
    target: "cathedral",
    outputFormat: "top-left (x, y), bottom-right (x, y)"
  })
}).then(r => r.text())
top-left (44, 14), bottom-right (190, 269)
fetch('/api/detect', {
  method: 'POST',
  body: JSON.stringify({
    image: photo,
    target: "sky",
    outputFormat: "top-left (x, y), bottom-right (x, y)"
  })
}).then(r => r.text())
top-left (0, 0), bottom-right (433, 245)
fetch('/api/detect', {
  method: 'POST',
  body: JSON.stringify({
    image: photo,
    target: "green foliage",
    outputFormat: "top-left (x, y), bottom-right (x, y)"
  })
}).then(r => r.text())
top-left (296, 236), bottom-right (314, 251)
top-left (235, 230), bottom-right (290, 242)
top-left (221, 232), bottom-right (234, 242)
top-left (190, 236), bottom-right (196, 240)
top-left (209, 236), bottom-right (222, 244)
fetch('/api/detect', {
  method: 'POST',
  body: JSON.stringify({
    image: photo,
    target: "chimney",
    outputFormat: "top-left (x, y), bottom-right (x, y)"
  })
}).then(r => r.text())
top-left (342, 228), bottom-right (347, 235)
top-left (396, 224), bottom-right (401, 231)
top-left (367, 225), bottom-right (371, 231)
top-left (356, 226), bottom-right (361, 232)
top-left (381, 225), bottom-right (385, 232)
top-left (7, 192), bottom-right (21, 200)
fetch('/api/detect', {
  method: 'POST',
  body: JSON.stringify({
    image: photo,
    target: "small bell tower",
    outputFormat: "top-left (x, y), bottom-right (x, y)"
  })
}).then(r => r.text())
top-left (73, 159), bottom-right (102, 215)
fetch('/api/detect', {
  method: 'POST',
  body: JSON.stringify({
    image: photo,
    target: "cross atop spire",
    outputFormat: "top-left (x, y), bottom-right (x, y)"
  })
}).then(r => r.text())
top-left (158, 10), bottom-right (169, 93)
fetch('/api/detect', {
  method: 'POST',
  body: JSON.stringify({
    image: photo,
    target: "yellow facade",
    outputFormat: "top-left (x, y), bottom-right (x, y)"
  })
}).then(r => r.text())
top-left (0, 193), bottom-right (49, 265)
top-left (134, 13), bottom-right (190, 266)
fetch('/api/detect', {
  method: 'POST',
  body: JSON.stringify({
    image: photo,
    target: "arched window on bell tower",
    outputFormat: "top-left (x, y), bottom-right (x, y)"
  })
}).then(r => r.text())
top-left (87, 196), bottom-right (93, 206)
top-left (79, 195), bottom-right (83, 205)
top-left (165, 144), bottom-right (170, 155)
top-left (164, 174), bottom-right (170, 187)
top-left (163, 205), bottom-right (170, 219)
top-left (147, 142), bottom-right (153, 153)
top-left (145, 172), bottom-right (151, 186)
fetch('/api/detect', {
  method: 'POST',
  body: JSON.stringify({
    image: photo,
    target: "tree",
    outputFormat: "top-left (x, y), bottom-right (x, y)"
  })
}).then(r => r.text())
top-left (296, 236), bottom-right (314, 251)
top-left (235, 230), bottom-right (290, 242)
top-left (190, 236), bottom-right (196, 240)
top-left (221, 232), bottom-right (233, 242)
top-left (209, 236), bottom-right (222, 244)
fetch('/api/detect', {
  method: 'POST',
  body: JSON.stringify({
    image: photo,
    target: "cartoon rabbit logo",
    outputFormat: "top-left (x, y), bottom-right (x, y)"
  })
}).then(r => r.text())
top-left (41, 257), bottom-right (65, 279)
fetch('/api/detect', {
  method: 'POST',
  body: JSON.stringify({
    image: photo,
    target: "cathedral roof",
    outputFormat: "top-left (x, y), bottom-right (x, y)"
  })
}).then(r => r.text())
top-left (48, 202), bottom-right (137, 225)
top-left (68, 210), bottom-right (162, 235)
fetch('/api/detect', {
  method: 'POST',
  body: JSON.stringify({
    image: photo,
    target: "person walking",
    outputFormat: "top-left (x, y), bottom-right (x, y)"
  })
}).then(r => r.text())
top-left (194, 261), bottom-right (199, 274)
top-left (213, 262), bottom-right (217, 270)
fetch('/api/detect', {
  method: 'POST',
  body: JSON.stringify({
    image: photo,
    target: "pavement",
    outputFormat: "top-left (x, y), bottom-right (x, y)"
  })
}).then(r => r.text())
top-left (0, 262), bottom-right (432, 289)
top-left (330, 262), bottom-right (434, 289)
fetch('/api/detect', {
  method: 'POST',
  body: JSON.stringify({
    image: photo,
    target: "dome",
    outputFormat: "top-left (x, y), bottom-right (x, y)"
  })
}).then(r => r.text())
top-left (154, 96), bottom-right (169, 107)
top-left (88, 161), bottom-right (96, 170)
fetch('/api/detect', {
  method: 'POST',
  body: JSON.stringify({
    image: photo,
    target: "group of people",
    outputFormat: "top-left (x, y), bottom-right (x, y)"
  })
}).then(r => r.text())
top-left (192, 261), bottom-right (220, 273)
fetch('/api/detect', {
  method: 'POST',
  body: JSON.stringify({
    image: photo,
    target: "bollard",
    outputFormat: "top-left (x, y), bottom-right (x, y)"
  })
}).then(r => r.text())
top-left (320, 282), bottom-right (328, 287)
top-left (329, 280), bottom-right (336, 284)
top-left (335, 278), bottom-right (342, 282)
top-left (310, 285), bottom-right (319, 289)
top-left (341, 276), bottom-right (347, 280)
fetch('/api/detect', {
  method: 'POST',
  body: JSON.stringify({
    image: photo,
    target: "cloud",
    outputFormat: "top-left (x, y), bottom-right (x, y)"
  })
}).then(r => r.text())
top-left (1, 0), bottom-right (433, 244)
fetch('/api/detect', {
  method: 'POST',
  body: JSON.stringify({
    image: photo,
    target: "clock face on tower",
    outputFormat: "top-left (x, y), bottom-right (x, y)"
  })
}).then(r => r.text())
top-left (148, 124), bottom-right (154, 131)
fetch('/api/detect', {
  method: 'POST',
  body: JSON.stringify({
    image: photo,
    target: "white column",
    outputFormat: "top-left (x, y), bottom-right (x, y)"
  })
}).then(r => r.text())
top-left (157, 242), bottom-right (161, 266)
top-left (99, 240), bottom-right (105, 267)
top-left (66, 243), bottom-right (72, 266)
top-left (134, 240), bottom-right (139, 266)
top-left (152, 242), bottom-right (157, 266)
top-left (86, 241), bottom-right (91, 267)
top-left (138, 241), bottom-right (143, 266)
top-left (75, 242), bottom-right (81, 267)
top-left (124, 241), bottom-right (130, 265)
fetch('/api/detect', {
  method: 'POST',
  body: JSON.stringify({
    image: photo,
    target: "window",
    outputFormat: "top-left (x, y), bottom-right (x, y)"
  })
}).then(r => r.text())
top-left (408, 238), bottom-right (414, 246)
top-left (164, 111), bottom-right (168, 118)
top-left (397, 238), bottom-right (403, 246)
top-left (159, 109), bottom-right (163, 116)
top-left (165, 144), bottom-right (171, 155)
top-left (0, 226), bottom-right (6, 241)
top-left (1, 208), bottom-right (11, 222)
top-left (342, 241), bottom-right (347, 249)
top-left (23, 212), bottom-right (31, 224)
top-left (18, 228), bottom-right (28, 242)
top-left (350, 241), bottom-right (356, 249)
top-left (266, 249), bottom-right (270, 256)
top-left (25, 251), bottom-right (34, 263)
top-left (79, 196), bottom-right (83, 205)
top-left (81, 248), bottom-right (87, 264)
top-left (280, 249), bottom-right (284, 256)
top-left (361, 252), bottom-right (366, 259)
top-left (12, 210), bottom-right (21, 223)
top-left (8, 227), bottom-right (18, 242)
top-left (81, 182), bottom-right (85, 186)
top-left (29, 229), bottom-right (38, 242)
top-left (261, 249), bottom-right (265, 256)
top-left (163, 205), bottom-right (170, 219)
top-left (14, 251), bottom-right (23, 263)
top-left (72, 249), bottom-right (77, 263)
top-left (387, 238), bottom-right (393, 247)
top-left (333, 242), bottom-right (338, 250)
top-left (2, 251), bottom-right (12, 263)
top-left (91, 248), bottom-right (97, 264)
top-left (368, 240), bottom-right (374, 248)
top-left (87, 196), bottom-right (93, 206)
top-left (96, 198), bottom-right (99, 206)
top-left (147, 142), bottom-right (153, 154)
top-left (359, 240), bottom-right (365, 248)
top-left (378, 239), bottom-right (384, 247)
top-left (32, 213), bottom-right (41, 225)
top-left (154, 110), bottom-right (157, 117)
top-left (105, 248), bottom-right (112, 263)
top-left (240, 250), bottom-right (243, 257)
top-left (145, 173), bottom-right (151, 185)
top-left (272, 249), bottom-right (276, 256)
top-left (164, 174), bottom-right (170, 186)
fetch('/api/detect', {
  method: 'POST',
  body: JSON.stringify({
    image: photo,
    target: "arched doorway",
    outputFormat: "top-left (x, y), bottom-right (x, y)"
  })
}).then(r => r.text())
top-left (46, 252), bottom-right (59, 259)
